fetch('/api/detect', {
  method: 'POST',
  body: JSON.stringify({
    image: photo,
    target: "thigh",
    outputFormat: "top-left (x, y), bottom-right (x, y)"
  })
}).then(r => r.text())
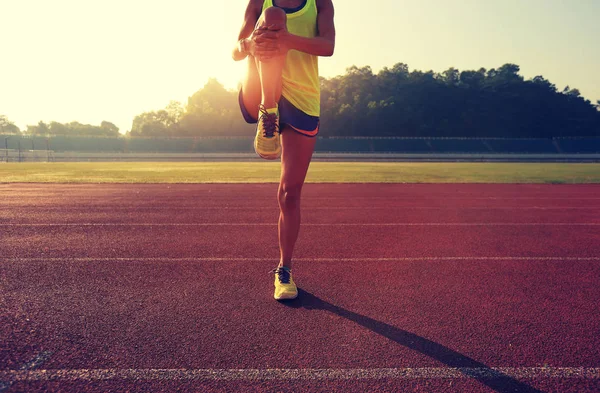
top-left (241, 56), bottom-right (262, 120)
top-left (240, 10), bottom-right (276, 120)
top-left (241, 8), bottom-right (288, 120)
top-left (279, 126), bottom-right (317, 189)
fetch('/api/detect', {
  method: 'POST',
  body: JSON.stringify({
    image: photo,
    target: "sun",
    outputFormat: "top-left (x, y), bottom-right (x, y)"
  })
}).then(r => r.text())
top-left (0, 0), bottom-right (249, 132)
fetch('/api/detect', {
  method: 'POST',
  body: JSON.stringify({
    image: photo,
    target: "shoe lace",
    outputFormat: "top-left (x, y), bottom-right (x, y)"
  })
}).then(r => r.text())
top-left (270, 267), bottom-right (291, 284)
top-left (258, 105), bottom-right (279, 138)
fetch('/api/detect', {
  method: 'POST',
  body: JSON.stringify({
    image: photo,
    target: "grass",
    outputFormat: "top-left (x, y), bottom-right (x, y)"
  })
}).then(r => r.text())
top-left (1, 162), bottom-right (600, 183)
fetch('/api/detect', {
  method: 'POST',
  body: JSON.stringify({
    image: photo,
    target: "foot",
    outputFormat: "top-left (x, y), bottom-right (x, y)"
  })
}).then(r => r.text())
top-left (271, 266), bottom-right (298, 300)
top-left (254, 105), bottom-right (281, 160)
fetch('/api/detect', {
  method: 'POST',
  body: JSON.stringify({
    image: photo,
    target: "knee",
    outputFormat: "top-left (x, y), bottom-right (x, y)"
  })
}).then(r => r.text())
top-left (278, 183), bottom-right (302, 211)
top-left (261, 6), bottom-right (287, 29)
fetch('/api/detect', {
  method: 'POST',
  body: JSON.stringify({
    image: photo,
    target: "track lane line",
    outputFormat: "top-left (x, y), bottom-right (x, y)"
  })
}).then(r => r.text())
top-left (1, 367), bottom-right (599, 381)
top-left (3, 207), bottom-right (600, 210)
top-left (0, 352), bottom-right (52, 392)
top-left (3, 196), bottom-right (600, 200)
top-left (2, 257), bottom-right (599, 263)
top-left (3, 223), bottom-right (600, 227)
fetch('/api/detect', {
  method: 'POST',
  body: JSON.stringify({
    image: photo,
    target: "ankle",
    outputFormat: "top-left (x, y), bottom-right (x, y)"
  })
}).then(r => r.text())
top-left (261, 102), bottom-right (278, 112)
top-left (278, 261), bottom-right (292, 270)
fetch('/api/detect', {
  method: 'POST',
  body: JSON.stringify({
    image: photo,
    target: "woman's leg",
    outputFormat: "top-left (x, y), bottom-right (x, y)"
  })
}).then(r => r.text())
top-left (277, 128), bottom-right (317, 270)
top-left (240, 7), bottom-right (287, 119)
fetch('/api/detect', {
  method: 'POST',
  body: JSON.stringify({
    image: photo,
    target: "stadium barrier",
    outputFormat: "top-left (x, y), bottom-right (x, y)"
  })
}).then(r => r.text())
top-left (1, 135), bottom-right (599, 160)
top-left (0, 149), bottom-right (55, 163)
top-left (26, 151), bottom-right (597, 163)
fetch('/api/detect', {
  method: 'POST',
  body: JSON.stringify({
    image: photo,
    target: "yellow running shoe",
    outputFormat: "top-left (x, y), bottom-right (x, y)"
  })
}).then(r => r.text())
top-left (254, 105), bottom-right (281, 160)
top-left (271, 266), bottom-right (298, 300)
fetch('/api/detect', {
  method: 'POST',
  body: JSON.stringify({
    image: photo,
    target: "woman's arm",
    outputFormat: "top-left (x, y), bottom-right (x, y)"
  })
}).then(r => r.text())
top-left (232, 0), bottom-right (263, 61)
top-left (280, 0), bottom-right (336, 57)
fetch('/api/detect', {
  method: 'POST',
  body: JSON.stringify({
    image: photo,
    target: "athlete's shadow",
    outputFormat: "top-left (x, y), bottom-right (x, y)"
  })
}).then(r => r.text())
top-left (283, 288), bottom-right (545, 393)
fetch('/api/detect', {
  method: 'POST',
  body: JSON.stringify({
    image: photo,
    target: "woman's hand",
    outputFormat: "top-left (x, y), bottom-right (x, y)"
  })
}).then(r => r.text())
top-left (248, 24), bottom-right (290, 62)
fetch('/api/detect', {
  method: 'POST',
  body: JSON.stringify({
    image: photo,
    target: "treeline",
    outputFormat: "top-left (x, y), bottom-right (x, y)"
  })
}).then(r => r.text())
top-left (3, 62), bottom-right (600, 138)
top-left (130, 63), bottom-right (600, 138)
top-left (0, 115), bottom-right (22, 135)
top-left (128, 80), bottom-right (251, 137)
top-left (320, 63), bottom-right (600, 137)
top-left (0, 117), bottom-right (120, 137)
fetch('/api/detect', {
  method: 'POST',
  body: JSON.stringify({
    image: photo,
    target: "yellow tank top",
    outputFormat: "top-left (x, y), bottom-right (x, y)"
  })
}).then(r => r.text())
top-left (262, 0), bottom-right (320, 116)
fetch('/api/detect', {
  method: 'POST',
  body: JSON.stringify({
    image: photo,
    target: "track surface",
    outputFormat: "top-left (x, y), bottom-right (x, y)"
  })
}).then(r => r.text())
top-left (1, 183), bottom-right (599, 393)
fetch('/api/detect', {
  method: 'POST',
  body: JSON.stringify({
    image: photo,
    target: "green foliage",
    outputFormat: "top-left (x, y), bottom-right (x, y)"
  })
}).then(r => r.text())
top-left (12, 61), bottom-right (600, 139)
top-left (179, 78), bottom-right (249, 136)
top-left (101, 121), bottom-right (119, 135)
top-left (0, 115), bottom-right (21, 134)
top-left (317, 62), bottom-right (599, 138)
top-left (24, 120), bottom-right (120, 137)
top-left (130, 110), bottom-right (173, 137)
top-left (129, 79), bottom-right (251, 137)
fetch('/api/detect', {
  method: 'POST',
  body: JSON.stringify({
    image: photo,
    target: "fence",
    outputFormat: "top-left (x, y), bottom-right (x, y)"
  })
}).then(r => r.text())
top-left (1, 134), bottom-right (600, 157)
top-left (1, 149), bottom-right (55, 162)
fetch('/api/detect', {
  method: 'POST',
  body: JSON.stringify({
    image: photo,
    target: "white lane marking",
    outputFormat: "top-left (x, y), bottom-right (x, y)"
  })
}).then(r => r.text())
top-left (2, 206), bottom-right (600, 210)
top-left (0, 352), bottom-right (52, 392)
top-left (3, 196), bottom-right (600, 200)
top-left (333, 195), bottom-right (593, 200)
top-left (2, 257), bottom-right (599, 263)
top-left (19, 352), bottom-right (52, 370)
top-left (0, 367), bottom-right (598, 381)
top-left (3, 223), bottom-right (600, 227)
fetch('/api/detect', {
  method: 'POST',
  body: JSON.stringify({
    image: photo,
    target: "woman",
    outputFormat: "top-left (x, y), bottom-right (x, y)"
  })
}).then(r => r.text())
top-left (232, 0), bottom-right (335, 300)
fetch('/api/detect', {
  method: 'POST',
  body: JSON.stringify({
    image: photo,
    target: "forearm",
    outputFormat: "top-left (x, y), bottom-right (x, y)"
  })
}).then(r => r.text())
top-left (285, 33), bottom-right (334, 57)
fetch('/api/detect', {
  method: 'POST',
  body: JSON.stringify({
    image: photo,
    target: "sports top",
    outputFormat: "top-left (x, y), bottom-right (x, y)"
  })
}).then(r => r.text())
top-left (262, 0), bottom-right (320, 116)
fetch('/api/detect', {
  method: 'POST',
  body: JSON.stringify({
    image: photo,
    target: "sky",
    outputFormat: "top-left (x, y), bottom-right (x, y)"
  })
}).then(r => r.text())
top-left (1, 0), bottom-right (599, 133)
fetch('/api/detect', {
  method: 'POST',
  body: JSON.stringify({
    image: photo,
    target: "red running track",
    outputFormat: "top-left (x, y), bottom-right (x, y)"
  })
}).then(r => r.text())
top-left (1, 184), bottom-right (599, 393)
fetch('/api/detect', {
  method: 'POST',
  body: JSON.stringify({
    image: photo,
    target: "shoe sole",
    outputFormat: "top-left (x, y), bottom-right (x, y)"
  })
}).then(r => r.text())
top-left (257, 152), bottom-right (280, 160)
top-left (274, 293), bottom-right (298, 301)
top-left (254, 135), bottom-right (281, 160)
top-left (254, 145), bottom-right (281, 160)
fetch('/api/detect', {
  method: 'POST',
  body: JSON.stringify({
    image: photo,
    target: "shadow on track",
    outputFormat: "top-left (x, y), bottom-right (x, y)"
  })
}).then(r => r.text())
top-left (282, 288), bottom-right (545, 393)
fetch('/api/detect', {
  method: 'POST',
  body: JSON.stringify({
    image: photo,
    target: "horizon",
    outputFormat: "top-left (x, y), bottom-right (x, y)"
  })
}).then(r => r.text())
top-left (2, 0), bottom-right (599, 133)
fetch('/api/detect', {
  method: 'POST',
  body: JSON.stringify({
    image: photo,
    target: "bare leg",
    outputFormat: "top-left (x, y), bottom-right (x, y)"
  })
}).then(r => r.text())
top-left (240, 7), bottom-right (287, 118)
top-left (240, 55), bottom-right (262, 120)
top-left (239, 7), bottom-right (313, 270)
top-left (256, 7), bottom-right (287, 109)
top-left (278, 128), bottom-right (317, 270)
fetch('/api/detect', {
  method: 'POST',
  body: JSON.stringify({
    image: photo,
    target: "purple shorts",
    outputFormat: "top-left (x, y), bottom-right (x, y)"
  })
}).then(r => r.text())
top-left (239, 90), bottom-right (320, 137)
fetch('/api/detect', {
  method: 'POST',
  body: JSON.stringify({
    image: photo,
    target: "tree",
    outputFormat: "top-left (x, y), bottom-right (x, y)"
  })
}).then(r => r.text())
top-left (130, 111), bottom-right (170, 137)
top-left (178, 78), bottom-right (248, 136)
top-left (497, 63), bottom-right (522, 81)
top-left (563, 86), bottom-right (581, 98)
top-left (25, 121), bottom-right (49, 136)
top-left (0, 115), bottom-right (21, 134)
top-left (483, 63), bottom-right (523, 90)
top-left (37, 121), bottom-right (49, 135)
top-left (100, 121), bottom-right (119, 135)
top-left (459, 69), bottom-right (485, 89)
top-left (0, 115), bottom-right (10, 132)
top-left (127, 66), bottom-right (600, 139)
top-left (440, 67), bottom-right (460, 86)
top-left (165, 101), bottom-right (184, 124)
top-left (530, 76), bottom-right (556, 92)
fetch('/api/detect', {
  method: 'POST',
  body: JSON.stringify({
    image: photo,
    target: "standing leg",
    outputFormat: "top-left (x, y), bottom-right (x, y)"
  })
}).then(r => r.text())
top-left (277, 128), bottom-right (317, 270)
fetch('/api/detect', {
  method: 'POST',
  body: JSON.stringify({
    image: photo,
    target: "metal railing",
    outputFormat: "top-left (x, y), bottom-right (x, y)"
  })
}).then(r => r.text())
top-left (0, 149), bottom-right (55, 163)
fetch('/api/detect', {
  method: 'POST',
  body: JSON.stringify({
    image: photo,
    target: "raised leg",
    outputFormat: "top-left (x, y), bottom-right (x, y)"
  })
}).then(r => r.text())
top-left (240, 7), bottom-right (288, 118)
